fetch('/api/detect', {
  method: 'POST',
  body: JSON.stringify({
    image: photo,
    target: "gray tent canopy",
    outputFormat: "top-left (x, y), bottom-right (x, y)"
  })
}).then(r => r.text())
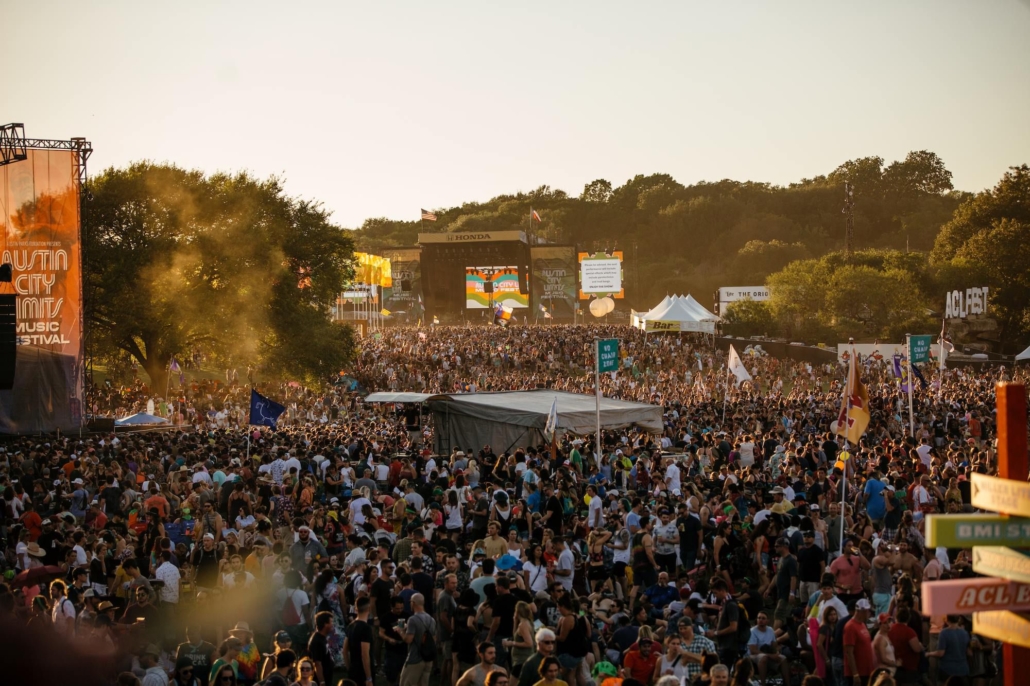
top-left (415, 389), bottom-right (662, 456)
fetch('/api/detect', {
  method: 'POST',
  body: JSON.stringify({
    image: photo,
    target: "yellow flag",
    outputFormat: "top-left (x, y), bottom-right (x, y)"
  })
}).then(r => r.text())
top-left (835, 352), bottom-right (870, 444)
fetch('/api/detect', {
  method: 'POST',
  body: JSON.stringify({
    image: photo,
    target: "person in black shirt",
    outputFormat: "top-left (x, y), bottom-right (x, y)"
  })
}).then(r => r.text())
top-left (541, 485), bottom-right (564, 536)
top-left (675, 504), bottom-right (702, 572)
top-left (371, 560), bottom-right (396, 620)
top-left (410, 557), bottom-right (436, 615)
top-left (345, 597), bottom-right (376, 686)
top-left (308, 611), bottom-right (336, 686)
top-left (380, 596), bottom-right (410, 685)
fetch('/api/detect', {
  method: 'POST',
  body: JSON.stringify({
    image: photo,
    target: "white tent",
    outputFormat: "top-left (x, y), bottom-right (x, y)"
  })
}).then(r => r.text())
top-left (637, 293), bottom-right (720, 333)
top-left (1016, 345), bottom-right (1030, 361)
top-left (115, 412), bottom-right (170, 426)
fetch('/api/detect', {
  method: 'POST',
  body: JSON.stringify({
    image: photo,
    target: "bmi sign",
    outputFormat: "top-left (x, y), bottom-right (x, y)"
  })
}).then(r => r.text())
top-left (925, 513), bottom-right (1030, 548)
top-left (945, 286), bottom-right (989, 319)
top-left (909, 335), bottom-right (933, 364)
top-left (970, 473), bottom-right (1030, 517)
top-left (972, 547), bottom-right (1030, 584)
top-left (973, 610), bottom-right (1030, 650)
top-left (922, 578), bottom-right (1030, 615)
top-left (598, 339), bottom-right (619, 373)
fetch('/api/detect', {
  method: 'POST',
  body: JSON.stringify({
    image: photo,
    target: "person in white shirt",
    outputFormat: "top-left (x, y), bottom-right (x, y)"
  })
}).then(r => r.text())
top-left (154, 551), bottom-right (181, 604)
top-left (586, 485), bottom-right (604, 530)
top-left (350, 489), bottom-right (373, 525)
top-left (554, 537), bottom-right (576, 591)
top-left (50, 580), bottom-right (76, 634)
top-left (738, 438), bottom-right (756, 467)
top-left (664, 459), bottom-right (682, 495)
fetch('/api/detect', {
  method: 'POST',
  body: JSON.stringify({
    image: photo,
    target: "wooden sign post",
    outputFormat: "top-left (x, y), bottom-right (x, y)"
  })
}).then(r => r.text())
top-left (972, 383), bottom-right (1030, 686)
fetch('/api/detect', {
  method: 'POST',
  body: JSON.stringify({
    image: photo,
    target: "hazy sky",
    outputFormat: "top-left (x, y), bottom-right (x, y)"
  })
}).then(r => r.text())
top-left (7, 1), bottom-right (1030, 227)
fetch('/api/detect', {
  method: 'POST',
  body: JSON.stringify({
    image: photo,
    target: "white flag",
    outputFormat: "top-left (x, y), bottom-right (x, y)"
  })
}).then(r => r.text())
top-left (727, 344), bottom-right (752, 385)
top-left (544, 397), bottom-right (558, 441)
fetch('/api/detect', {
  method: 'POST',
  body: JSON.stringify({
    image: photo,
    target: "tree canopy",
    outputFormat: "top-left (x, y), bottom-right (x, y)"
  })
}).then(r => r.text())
top-left (87, 163), bottom-right (356, 388)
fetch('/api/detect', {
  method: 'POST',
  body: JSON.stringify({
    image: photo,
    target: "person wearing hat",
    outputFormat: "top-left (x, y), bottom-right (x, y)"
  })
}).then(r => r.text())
top-left (172, 655), bottom-right (202, 686)
top-left (843, 599), bottom-right (875, 685)
top-left (768, 487), bottom-right (791, 515)
top-left (797, 530), bottom-right (826, 606)
top-left (228, 621), bottom-right (261, 683)
top-left (140, 644), bottom-right (166, 686)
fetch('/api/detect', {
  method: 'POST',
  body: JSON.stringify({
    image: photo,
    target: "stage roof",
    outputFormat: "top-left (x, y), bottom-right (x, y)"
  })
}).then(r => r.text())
top-left (429, 389), bottom-right (662, 433)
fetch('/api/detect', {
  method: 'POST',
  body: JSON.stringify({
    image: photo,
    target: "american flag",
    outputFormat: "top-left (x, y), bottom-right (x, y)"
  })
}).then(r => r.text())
top-left (421, 208), bottom-right (437, 221)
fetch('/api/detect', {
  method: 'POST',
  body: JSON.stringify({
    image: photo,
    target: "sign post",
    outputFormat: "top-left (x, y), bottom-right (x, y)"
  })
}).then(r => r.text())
top-left (971, 382), bottom-right (1030, 686)
top-left (925, 513), bottom-right (1030, 548)
top-left (595, 339), bottom-right (619, 467)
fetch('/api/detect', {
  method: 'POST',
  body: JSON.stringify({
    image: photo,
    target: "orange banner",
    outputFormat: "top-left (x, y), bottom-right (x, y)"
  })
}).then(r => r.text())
top-left (1, 149), bottom-right (83, 417)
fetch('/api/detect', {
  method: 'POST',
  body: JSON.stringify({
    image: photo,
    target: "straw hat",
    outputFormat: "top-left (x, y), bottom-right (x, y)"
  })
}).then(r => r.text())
top-left (26, 543), bottom-right (45, 557)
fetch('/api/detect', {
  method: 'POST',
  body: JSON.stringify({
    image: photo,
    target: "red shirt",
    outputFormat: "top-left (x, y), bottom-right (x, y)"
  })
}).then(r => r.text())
top-left (624, 649), bottom-right (659, 684)
top-left (888, 623), bottom-right (920, 672)
top-left (843, 617), bottom-right (875, 677)
top-left (21, 511), bottom-right (42, 541)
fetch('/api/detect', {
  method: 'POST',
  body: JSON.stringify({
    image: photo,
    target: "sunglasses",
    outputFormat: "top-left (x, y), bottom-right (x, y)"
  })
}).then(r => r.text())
top-left (301, 666), bottom-right (314, 672)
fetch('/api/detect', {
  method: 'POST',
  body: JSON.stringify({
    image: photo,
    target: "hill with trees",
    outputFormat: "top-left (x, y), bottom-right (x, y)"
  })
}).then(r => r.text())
top-left (354, 153), bottom-right (1030, 350)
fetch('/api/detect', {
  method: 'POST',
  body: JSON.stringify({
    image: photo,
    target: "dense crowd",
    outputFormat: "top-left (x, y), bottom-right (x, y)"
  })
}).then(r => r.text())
top-left (2, 324), bottom-right (1026, 686)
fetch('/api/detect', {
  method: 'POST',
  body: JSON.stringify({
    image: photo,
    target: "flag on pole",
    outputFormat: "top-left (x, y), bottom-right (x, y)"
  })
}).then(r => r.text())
top-left (939, 319), bottom-right (951, 352)
top-left (835, 351), bottom-right (870, 444)
top-left (380, 308), bottom-right (391, 317)
top-left (544, 397), bottom-right (558, 441)
top-left (727, 344), bottom-right (752, 385)
top-left (169, 358), bottom-right (181, 373)
top-left (891, 354), bottom-right (910, 393)
top-left (421, 209), bottom-right (437, 221)
top-left (493, 304), bottom-right (513, 327)
top-left (249, 389), bottom-right (286, 429)
top-left (912, 364), bottom-right (928, 389)
top-left (531, 209), bottom-right (542, 222)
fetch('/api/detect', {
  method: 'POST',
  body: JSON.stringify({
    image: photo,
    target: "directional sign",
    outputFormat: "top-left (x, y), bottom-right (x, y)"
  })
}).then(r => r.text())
top-left (926, 513), bottom-right (1030, 548)
top-left (923, 578), bottom-right (1030, 615)
top-left (974, 610), bottom-right (1030, 650)
top-left (971, 473), bottom-right (1030, 517)
top-left (598, 339), bottom-right (619, 373)
top-left (909, 335), bottom-right (933, 363)
top-left (973, 547), bottom-right (1030, 584)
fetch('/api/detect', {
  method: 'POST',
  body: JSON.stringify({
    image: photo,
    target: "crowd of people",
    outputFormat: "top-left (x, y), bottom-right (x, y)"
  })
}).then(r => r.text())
top-left (2, 323), bottom-right (1026, 686)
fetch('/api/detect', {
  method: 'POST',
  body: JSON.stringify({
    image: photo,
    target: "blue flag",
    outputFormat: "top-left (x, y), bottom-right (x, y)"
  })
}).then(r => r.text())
top-left (911, 364), bottom-right (928, 390)
top-left (249, 389), bottom-right (286, 429)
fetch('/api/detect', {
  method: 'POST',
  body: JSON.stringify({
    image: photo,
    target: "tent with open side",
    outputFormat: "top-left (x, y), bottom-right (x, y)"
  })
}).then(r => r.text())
top-left (1016, 345), bottom-right (1030, 362)
top-left (637, 294), bottom-right (720, 333)
top-left (365, 388), bottom-right (663, 455)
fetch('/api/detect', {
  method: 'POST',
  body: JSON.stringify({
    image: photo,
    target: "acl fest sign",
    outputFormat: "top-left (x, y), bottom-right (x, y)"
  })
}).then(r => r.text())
top-left (945, 286), bottom-right (989, 319)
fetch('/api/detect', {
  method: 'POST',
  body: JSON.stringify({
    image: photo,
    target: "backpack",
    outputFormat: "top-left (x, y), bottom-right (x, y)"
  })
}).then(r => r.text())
top-left (416, 615), bottom-right (437, 662)
top-left (281, 588), bottom-right (302, 627)
top-left (735, 601), bottom-right (752, 645)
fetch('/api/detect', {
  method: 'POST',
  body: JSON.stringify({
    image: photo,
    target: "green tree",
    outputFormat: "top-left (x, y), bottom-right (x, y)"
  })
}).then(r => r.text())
top-left (883, 151), bottom-right (954, 196)
top-left (580, 179), bottom-right (613, 203)
top-left (931, 165), bottom-right (1030, 263)
top-left (951, 219), bottom-right (1030, 346)
top-left (722, 299), bottom-right (777, 337)
top-left (87, 163), bottom-right (355, 389)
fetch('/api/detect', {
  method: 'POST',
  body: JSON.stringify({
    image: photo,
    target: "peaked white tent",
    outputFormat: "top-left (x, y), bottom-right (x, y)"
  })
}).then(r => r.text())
top-left (1016, 345), bottom-right (1030, 362)
top-left (637, 294), bottom-right (720, 333)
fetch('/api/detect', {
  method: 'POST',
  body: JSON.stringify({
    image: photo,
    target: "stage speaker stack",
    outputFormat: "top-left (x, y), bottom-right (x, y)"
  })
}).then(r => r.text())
top-left (518, 265), bottom-right (528, 295)
top-left (0, 294), bottom-right (16, 390)
top-left (483, 281), bottom-right (494, 294)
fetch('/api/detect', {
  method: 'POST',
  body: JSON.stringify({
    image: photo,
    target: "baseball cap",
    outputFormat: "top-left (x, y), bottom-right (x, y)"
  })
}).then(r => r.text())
top-left (878, 613), bottom-right (891, 623)
top-left (275, 630), bottom-right (292, 643)
top-left (855, 598), bottom-right (872, 611)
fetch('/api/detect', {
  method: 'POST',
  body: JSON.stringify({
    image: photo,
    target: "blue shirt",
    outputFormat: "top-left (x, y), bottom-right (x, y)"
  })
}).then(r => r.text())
top-left (864, 479), bottom-right (887, 520)
top-left (527, 490), bottom-right (542, 514)
top-left (937, 627), bottom-right (971, 677)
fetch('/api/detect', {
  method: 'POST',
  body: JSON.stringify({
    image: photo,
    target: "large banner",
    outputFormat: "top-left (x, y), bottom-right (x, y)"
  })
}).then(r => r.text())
top-left (465, 266), bottom-right (527, 309)
top-left (382, 247), bottom-right (422, 315)
top-left (579, 251), bottom-right (625, 299)
top-left (1, 149), bottom-right (83, 431)
top-left (530, 246), bottom-right (576, 318)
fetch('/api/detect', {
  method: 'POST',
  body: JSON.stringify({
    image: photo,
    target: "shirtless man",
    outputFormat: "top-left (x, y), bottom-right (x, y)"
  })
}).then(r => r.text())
top-left (892, 540), bottom-right (924, 579)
